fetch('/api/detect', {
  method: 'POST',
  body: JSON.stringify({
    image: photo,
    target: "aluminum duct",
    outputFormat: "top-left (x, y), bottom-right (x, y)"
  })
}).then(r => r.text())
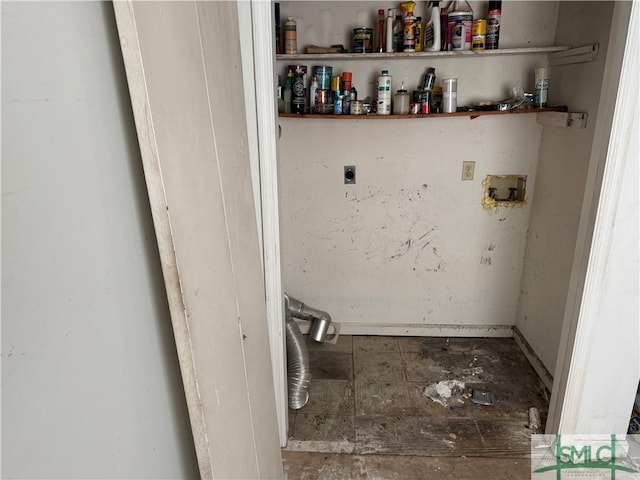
top-left (284, 295), bottom-right (311, 409)
top-left (285, 295), bottom-right (333, 343)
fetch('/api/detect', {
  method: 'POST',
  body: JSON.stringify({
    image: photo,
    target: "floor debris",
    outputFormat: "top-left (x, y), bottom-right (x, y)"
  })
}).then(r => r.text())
top-left (423, 380), bottom-right (468, 407)
top-left (471, 389), bottom-right (496, 406)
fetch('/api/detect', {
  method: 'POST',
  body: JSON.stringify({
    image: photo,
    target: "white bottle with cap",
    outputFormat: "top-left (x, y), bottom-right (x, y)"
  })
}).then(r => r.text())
top-left (377, 69), bottom-right (392, 115)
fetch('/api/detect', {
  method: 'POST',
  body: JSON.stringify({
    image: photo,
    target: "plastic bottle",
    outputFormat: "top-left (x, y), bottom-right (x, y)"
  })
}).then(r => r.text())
top-left (442, 78), bottom-right (457, 113)
top-left (426, 1), bottom-right (441, 52)
top-left (440, 6), bottom-right (449, 50)
top-left (393, 82), bottom-right (410, 114)
top-left (487, 0), bottom-right (502, 50)
top-left (385, 9), bottom-right (395, 53)
top-left (309, 76), bottom-right (319, 110)
top-left (283, 72), bottom-right (292, 113)
top-left (534, 67), bottom-right (549, 107)
top-left (401, 1), bottom-right (417, 53)
top-left (377, 69), bottom-right (392, 115)
top-left (376, 9), bottom-right (386, 52)
top-left (284, 17), bottom-right (297, 54)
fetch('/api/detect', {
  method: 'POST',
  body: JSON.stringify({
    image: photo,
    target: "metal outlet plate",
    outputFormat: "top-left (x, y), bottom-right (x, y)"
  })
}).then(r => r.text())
top-left (344, 165), bottom-right (356, 184)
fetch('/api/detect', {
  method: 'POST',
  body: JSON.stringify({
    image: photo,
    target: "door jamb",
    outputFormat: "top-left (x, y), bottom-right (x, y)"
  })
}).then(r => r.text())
top-left (249, 0), bottom-right (288, 446)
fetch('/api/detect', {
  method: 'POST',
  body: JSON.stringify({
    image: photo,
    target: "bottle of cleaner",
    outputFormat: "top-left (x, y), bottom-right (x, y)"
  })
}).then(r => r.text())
top-left (377, 69), bottom-right (392, 115)
top-left (440, 5), bottom-right (449, 50)
top-left (385, 9), bottom-right (395, 53)
top-left (401, 1), bottom-right (417, 52)
top-left (447, 0), bottom-right (473, 51)
top-left (426, 1), bottom-right (441, 51)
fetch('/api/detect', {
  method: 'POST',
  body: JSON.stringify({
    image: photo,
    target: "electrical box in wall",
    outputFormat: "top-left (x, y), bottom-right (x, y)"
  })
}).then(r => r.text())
top-left (482, 175), bottom-right (527, 209)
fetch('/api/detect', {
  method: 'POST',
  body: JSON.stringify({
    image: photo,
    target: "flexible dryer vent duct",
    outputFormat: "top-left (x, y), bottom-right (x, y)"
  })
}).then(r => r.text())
top-left (284, 295), bottom-right (311, 409)
top-left (284, 294), bottom-right (334, 409)
top-left (285, 295), bottom-right (333, 343)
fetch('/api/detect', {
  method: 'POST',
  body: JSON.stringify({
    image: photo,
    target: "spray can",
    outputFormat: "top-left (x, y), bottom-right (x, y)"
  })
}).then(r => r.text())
top-left (377, 69), bottom-right (392, 115)
top-left (534, 67), bottom-right (549, 107)
top-left (401, 1), bottom-right (417, 52)
top-left (487, 0), bottom-right (501, 50)
top-left (376, 9), bottom-right (386, 52)
top-left (284, 17), bottom-right (297, 54)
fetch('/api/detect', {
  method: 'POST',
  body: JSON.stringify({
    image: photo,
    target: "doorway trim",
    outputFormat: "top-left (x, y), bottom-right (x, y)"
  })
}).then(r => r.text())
top-left (249, 0), bottom-right (288, 445)
top-left (547, 0), bottom-right (638, 433)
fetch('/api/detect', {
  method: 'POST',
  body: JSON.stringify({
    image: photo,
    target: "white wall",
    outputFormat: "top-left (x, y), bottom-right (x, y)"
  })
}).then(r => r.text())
top-left (1, 2), bottom-right (198, 478)
top-left (279, 114), bottom-right (542, 332)
top-left (278, 1), bottom-right (559, 332)
top-left (515, 1), bottom-right (616, 374)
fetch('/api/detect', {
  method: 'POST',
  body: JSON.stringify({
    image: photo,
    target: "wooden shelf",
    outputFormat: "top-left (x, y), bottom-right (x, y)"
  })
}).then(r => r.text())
top-left (276, 46), bottom-right (571, 61)
top-left (279, 106), bottom-right (568, 120)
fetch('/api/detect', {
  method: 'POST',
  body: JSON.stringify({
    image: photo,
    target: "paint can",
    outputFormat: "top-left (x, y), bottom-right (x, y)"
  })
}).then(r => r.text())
top-left (351, 100), bottom-right (364, 115)
top-left (315, 89), bottom-right (332, 114)
top-left (448, 11), bottom-right (472, 50)
top-left (312, 66), bottom-right (332, 90)
top-left (353, 27), bottom-right (373, 53)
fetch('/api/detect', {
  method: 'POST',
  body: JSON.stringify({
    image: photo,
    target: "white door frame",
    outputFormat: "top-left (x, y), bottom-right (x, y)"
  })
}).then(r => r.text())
top-left (246, 0), bottom-right (288, 445)
top-left (114, 1), bottom-right (284, 476)
top-left (547, 0), bottom-right (639, 433)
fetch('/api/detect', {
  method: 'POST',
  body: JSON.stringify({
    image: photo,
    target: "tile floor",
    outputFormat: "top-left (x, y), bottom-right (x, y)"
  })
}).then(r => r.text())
top-left (285, 335), bottom-right (549, 460)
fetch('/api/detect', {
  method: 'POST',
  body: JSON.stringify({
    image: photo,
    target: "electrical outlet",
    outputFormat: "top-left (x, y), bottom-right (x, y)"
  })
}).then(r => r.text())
top-left (344, 165), bottom-right (356, 184)
top-left (462, 161), bottom-right (475, 181)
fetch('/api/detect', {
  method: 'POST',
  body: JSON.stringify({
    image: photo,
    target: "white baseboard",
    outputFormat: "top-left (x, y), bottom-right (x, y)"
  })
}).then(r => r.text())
top-left (295, 320), bottom-right (514, 338)
top-left (513, 326), bottom-right (554, 392)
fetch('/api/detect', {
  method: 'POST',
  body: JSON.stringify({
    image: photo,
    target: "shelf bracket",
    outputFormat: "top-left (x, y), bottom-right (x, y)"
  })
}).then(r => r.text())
top-left (537, 111), bottom-right (588, 129)
top-left (548, 44), bottom-right (598, 67)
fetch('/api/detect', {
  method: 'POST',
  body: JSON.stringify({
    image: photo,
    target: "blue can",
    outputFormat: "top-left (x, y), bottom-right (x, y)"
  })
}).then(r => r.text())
top-left (334, 95), bottom-right (343, 115)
